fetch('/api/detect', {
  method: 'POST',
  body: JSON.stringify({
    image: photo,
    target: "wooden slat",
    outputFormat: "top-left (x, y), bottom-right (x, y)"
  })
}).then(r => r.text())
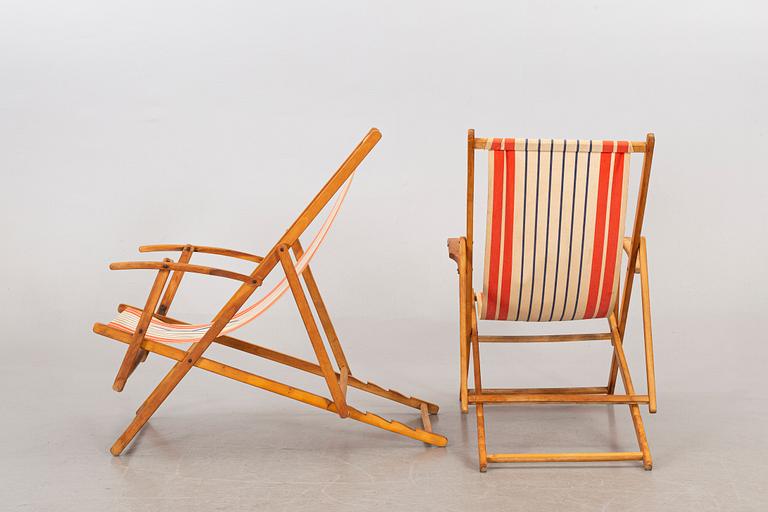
top-left (468, 393), bottom-right (649, 404)
top-left (473, 138), bottom-right (646, 152)
top-left (468, 386), bottom-right (608, 395)
top-left (487, 452), bottom-right (644, 463)
top-left (478, 333), bottom-right (612, 343)
top-left (140, 244), bottom-right (264, 263)
top-left (94, 323), bottom-right (447, 447)
top-left (110, 261), bottom-right (259, 284)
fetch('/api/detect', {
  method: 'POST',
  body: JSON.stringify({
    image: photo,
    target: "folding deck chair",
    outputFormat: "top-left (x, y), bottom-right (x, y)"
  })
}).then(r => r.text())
top-left (93, 128), bottom-right (447, 455)
top-left (448, 130), bottom-right (657, 471)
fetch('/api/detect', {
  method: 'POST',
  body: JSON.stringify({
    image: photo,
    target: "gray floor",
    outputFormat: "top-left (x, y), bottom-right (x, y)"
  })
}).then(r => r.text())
top-left (3, 326), bottom-right (766, 512)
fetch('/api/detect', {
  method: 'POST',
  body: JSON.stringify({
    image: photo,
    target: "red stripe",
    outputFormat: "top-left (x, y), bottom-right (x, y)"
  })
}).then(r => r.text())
top-left (582, 141), bottom-right (614, 319)
top-left (484, 139), bottom-right (505, 319)
top-left (596, 141), bottom-right (627, 317)
top-left (496, 142), bottom-right (516, 319)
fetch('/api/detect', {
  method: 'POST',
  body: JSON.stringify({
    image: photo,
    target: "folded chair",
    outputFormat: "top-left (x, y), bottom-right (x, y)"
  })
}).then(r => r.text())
top-left (448, 130), bottom-right (657, 471)
top-left (93, 128), bottom-right (447, 455)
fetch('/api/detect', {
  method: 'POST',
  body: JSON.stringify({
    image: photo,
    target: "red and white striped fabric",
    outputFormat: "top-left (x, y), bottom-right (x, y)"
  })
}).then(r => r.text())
top-left (478, 139), bottom-right (631, 322)
top-left (107, 176), bottom-right (354, 343)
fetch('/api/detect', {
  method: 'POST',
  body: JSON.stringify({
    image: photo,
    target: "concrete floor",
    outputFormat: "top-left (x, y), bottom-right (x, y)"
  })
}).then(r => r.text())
top-left (3, 336), bottom-right (766, 512)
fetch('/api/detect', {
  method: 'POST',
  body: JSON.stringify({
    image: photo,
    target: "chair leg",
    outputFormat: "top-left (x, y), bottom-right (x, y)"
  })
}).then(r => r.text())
top-left (278, 246), bottom-right (349, 418)
top-left (609, 314), bottom-right (652, 470)
top-left (458, 241), bottom-right (470, 413)
top-left (110, 282), bottom-right (258, 455)
top-left (291, 241), bottom-right (351, 374)
top-left (639, 237), bottom-right (657, 413)
top-left (112, 264), bottom-right (170, 392)
top-left (470, 308), bottom-right (488, 471)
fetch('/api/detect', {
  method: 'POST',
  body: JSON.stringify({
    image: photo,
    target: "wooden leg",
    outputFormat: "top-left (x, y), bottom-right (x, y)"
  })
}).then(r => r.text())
top-left (110, 282), bottom-right (258, 455)
top-left (291, 241), bottom-right (351, 373)
top-left (458, 239), bottom-right (469, 413)
top-left (278, 246), bottom-right (348, 418)
top-left (112, 263), bottom-right (170, 392)
top-left (96, 323), bottom-right (448, 447)
top-left (639, 238), bottom-right (657, 413)
top-left (609, 314), bottom-right (652, 470)
top-left (113, 305), bottom-right (441, 414)
top-left (470, 308), bottom-right (487, 472)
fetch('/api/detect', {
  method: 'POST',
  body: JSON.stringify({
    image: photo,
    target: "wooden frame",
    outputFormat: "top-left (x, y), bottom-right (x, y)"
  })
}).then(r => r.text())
top-left (448, 130), bottom-right (656, 471)
top-left (94, 128), bottom-right (447, 456)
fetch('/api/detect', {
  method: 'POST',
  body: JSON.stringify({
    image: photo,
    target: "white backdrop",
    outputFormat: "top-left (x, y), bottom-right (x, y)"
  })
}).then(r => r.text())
top-left (1, 0), bottom-right (766, 429)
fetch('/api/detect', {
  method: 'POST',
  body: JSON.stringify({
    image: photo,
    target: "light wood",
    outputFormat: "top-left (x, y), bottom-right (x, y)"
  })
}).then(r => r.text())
top-left (94, 323), bottom-right (447, 447)
top-left (609, 314), bottom-right (652, 469)
top-left (112, 261), bottom-right (170, 392)
top-left (292, 240), bottom-right (350, 373)
top-left (639, 237), bottom-right (657, 413)
top-left (420, 404), bottom-right (432, 433)
top-left (140, 244), bottom-right (264, 263)
top-left (279, 245), bottom-right (349, 418)
top-left (110, 261), bottom-right (259, 285)
top-left (157, 245), bottom-right (193, 316)
top-left (339, 365), bottom-right (349, 399)
top-left (487, 452), bottom-right (644, 463)
top-left (469, 393), bottom-right (649, 404)
top-left (453, 130), bottom-right (658, 471)
top-left (468, 386), bottom-right (608, 395)
top-left (473, 138), bottom-right (647, 153)
top-left (116, 303), bottom-right (440, 414)
top-left (478, 333), bottom-right (612, 343)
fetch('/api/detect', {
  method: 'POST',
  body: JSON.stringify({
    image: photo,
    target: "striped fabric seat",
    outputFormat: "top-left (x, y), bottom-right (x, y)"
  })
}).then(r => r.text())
top-left (108, 177), bottom-right (354, 342)
top-left (479, 139), bottom-right (631, 322)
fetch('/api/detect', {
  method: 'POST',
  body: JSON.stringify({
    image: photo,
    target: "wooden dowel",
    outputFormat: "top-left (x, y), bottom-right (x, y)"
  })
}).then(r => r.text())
top-left (478, 333), bottom-right (612, 343)
top-left (467, 386), bottom-right (608, 395)
top-left (112, 264), bottom-right (170, 392)
top-left (639, 238), bottom-right (657, 413)
top-left (140, 244), bottom-right (264, 263)
top-left (279, 246), bottom-right (348, 418)
top-left (420, 404), bottom-right (432, 433)
top-left (110, 261), bottom-right (259, 284)
top-left (339, 365), bottom-right (349, 399)
top-left (487, 452), bottom-right (644, 463)
top-left (468, 393), bottom-right (649, 404)
top-left (156, 245), bottom-right (193, 316)
top-left (473, 138), bottom-right (646, 153)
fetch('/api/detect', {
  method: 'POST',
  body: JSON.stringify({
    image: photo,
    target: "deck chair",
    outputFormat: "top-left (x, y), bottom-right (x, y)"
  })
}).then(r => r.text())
top-left (448, 131), bottom-right (657, 471)
top-left (93, 128), bottom-right (447, 455)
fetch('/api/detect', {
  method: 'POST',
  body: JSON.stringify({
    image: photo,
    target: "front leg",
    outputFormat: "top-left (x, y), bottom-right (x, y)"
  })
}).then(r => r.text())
top-left (448, 237), bottom-right (470, 413)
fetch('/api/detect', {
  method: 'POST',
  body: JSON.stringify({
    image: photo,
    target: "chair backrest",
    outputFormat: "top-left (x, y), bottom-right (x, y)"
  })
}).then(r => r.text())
top-left (469, 136), bottom-right (650, 322)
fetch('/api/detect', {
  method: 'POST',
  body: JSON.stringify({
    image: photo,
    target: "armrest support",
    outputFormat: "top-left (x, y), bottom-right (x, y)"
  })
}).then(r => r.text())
top-left (110, 261), bottom-right (261, 285)
top-left (447, 237), bottom-right (464, 268)
top-left (139, 244), bottom-right (264, 263)
top-left (622, 237), bottom-right (643, 274)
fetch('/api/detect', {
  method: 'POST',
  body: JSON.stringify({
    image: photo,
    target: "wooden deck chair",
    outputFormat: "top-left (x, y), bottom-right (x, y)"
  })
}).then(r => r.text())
top-left (448, 131), bottom-right (657, 471)
top-left (93, 128), bottom-right (447, 455)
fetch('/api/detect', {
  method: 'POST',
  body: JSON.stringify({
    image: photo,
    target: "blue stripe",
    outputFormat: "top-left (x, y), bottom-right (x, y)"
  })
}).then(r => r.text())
top-left (537, 140), bottom-right (554, 321)
top-left (526, 139), bottom-right (542, 321)
top-left (559, 140), bottom-right (579, 321)
top-left (548, 140), bottom-right (567, 321)
top-left (570, 141), bottom-right (592, 320)
top-left (515, 139), bottom-right (529, 320)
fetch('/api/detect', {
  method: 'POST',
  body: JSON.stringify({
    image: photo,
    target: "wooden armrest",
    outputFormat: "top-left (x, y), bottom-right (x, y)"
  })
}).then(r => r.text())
top-left (447, 237), bottom-right (464, 266)
top-left (622, 237), bottom-right (643, 274)
top-left (109, 261), bottom-right (261, 285)
top-left (139, 244), bottom-right (263, 263)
